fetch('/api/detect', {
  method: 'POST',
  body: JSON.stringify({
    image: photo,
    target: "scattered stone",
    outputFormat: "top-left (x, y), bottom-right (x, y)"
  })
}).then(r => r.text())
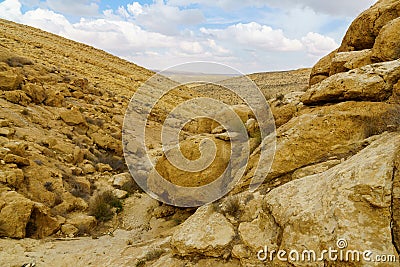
top-left (82, 163), bottom-right (95, 174)
top-left (61, 224), bottom-right (79, 237)
top-left (0, 191), bottom-right (34, 238)
top-left (96, 163), bottom-right (113, 172)
top-left (0, 169), bottom-right (24, 188)
top-left (0, 70), bottom-right (23, 91)
top-left (4, 154), bottom-right (30, 166)
top-left (171, 205), bottom-right (235, 257)
top-left (113, 189), bottom-right (128, 199)
top-left (60, 108), bottom-right (85, 126)
top-left (112, 173), bottom-right (132, 188)
top-left (0, 127), bottom-right (15, 137)
top-left (0, 119), bottom-right (9, 127)
top-left (70, 166), bottom-right (83, 176)
top-left (3, 90), bottom-right (31, 106)
top-left (22, 83), bottom-right (46, 104)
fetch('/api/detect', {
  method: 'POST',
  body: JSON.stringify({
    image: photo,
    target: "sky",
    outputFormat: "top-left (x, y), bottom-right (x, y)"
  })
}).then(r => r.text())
top-left (0, 0), bottom-right (377, 74)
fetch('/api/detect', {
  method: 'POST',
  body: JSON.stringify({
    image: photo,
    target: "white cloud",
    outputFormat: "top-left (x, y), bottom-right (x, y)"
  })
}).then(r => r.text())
top-left (201, 22), bottom-right (304, 52)
top-left (168, 0), bottom-right (377, 17)
top-left (118, 1), bottom-right (204, 35)
top-left (265, 0), bottom-right (377, 17)
top-left (0, 0), bottom-right (22, 21)
top-left (127, 2), bottom-right (143, 17)
top-left (301, 32), bottom-right (338, 57)
top-left (44, 0), bottom-right (99, 16)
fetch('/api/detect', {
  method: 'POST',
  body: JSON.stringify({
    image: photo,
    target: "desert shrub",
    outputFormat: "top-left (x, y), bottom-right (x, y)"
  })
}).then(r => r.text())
top-left (144, 249), bottom-right (164, 261)
top-left (44, 181), bottom-right (54, 192)
top-left (85, 116), bottom-right (104, 127)
top-left (276, 93), bottom-right (285, 101)
top-left (135, 259), bottom-right (146, 267)
top-left (6, 56), bottom-right (33, 67)
top-left (221, 195), bottom-right (240, 217)
top-left (89, 191), bottom-right (122, 222)
top-left (69, 181), bottom-right (89, 200)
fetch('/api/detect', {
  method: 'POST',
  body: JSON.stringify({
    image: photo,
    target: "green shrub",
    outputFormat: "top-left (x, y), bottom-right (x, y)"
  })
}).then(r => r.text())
top-left (89, 191), bottom-right (122, 222)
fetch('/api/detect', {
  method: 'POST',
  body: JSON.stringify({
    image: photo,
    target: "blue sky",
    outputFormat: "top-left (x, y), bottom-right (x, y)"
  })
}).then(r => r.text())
top-left (0, 0), bottom-right (376, 74)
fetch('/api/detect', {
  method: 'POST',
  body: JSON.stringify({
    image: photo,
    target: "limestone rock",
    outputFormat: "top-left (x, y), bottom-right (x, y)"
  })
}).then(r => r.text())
top-left (112, 173), bottom-right (133, 188)
top-left (82, 163), bottom-right (96, 174)
top-left (171, 205), bottom-right (235, 257)
top-left (291, 159), bottom-right (341, 180)
top-left (372, 17), bottom-right (400, 62)
top-left (61, 223), bottom-right (79, 237)
top-left (0, 169), bottom-right (24, 188)
top-left (153, 135), bottom-right (231, 188)
top-left (60, 108), bottom-right (85, 126)
top-left (29, 203), bottom-right (61, 238)
top-left (245, 101), bottom-right (400, 184)
top-left (67, 214), bottom-right (96, 233)
top-left (121, 193), bottom-right (159, 230)
top-left (90, 131), bottom-right (122, 154)
top-left (0, 191), bottom-right (34, 238)
top-left (113, 189), bottom-right (128, 199)
top-left (238, 213), bottom-right (280, 253)
top-left (339, 0), bottom-right (400, 52)
top-left (309, 49), bottom-right (337, 86)
top-left (269, 92), bottom-right (304, 127)
top-left (329, 49), bottom-right (372, 75)
top-left (0, 70), bottom-right (23, 91)
top-left (22, 83), bottom-right (46, 104)
top-left (302, 60), bottom-right (400, 105)
top-left (259, 132), bottom-right (400, 266)
top-left (96, 163), bottom-right (113, 172)
top-left (44, 90), bottom-right (64, 107)
top-left (4, 154), bottom-right (30, 166)
top-left (3, 90), bottom-right (31, 106)
top-left (0, 127), bottom-right (15, 137)
top-left (4, 141), bottom-right (28, 157)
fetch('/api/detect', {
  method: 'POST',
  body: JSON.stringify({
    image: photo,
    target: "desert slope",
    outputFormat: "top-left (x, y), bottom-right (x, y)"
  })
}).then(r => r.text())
top-left (2, 0), bottom-right (400, 266)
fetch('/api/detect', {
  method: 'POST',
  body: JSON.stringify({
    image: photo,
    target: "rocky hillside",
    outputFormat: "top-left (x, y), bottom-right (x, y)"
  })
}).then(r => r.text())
top-left (189, 68), bottom-right (310, 105)
top-left (2, 0), bottom-right (400, 266)
top-left (0, 17), bottom-right (203, 241)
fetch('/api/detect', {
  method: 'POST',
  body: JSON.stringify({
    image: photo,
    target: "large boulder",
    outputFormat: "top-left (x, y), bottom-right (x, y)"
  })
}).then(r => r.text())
top-left (237, 132), bottom-right (400, 266)
top-left (329, 49), bottom-right (372, 76)
top-left (0, 70), bottom-right (23, 91)
top-left (309, 50), bottom-right (337, 86)
top-left (60, 108), bottom-right (86, 126)
top-left (239, 101), bottom-right (400, 191)
top-left (0, 191), bottom-right (34, 238)
top-left (372, 17), bottom-right (400, 62)
top-left (171, 205), bottom-right (235, 257)
top-left (302, 60), bottom-right (400, 105)
top-left (338, 0), bottom-right (400, 52)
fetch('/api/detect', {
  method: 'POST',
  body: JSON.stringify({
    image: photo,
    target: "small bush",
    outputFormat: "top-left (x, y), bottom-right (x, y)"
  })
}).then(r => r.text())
top-left (6, 56), bottom-right (33, 67)
top-left (276, 93), bottom-right (284, 101)
top-left (89, 191), bottom-right (123, 222)
top-left (44, 181), bottom-right (54, 192)
top-left (222, 195), bottom-right (240, 217)
top-left (144, 248), bottom-right (164, 261)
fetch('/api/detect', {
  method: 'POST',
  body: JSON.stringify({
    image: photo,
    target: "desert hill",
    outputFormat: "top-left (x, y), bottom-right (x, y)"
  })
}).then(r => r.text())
top-left (188, 68), bottom-right (310, 105)
top-left (1, 0), bottom-right (400, 266)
